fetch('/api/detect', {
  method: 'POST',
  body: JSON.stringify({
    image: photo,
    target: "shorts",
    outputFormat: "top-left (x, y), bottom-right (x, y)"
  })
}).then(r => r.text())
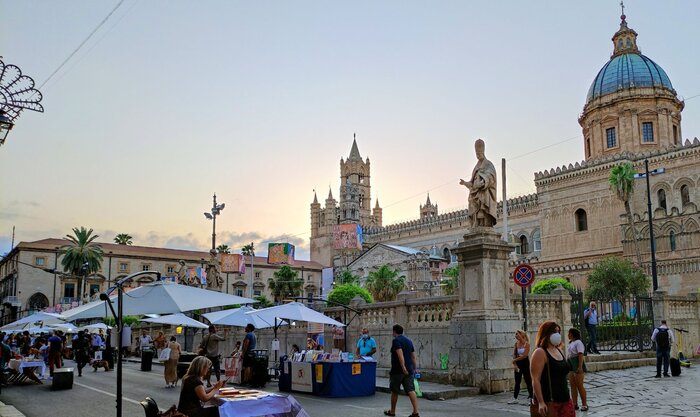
top-left (242, 353), bottom-right (255, 368)
top-left (389, 373), bottom-right (415, 394)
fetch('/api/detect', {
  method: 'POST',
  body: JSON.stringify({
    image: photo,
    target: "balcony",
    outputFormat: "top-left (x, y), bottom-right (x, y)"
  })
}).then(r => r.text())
top-left (2, 296), bottom-right (21, 307)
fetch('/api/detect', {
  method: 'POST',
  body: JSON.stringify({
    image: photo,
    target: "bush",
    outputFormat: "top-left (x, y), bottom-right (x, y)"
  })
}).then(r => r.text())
top-left (532, 277), bottom-right (575, 295)
top-left (587, 257), bottom-right (650, 300)
top-left (328, 284), bottom-right (373, 306)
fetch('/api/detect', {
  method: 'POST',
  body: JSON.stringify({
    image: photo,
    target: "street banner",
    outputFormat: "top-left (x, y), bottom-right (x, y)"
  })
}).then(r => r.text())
top-left (268, 243), bottom-right (295, 265)
top-left (321, 268), bottom-right (334, 299)
top-left (332, 224), bottom-right (363, 249)
top-left (221, 253), bottom-right (245, 273)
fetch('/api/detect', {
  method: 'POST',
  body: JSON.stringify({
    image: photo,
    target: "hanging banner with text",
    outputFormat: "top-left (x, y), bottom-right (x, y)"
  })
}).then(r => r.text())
top-left (332, 224), bottom-right (363, 249)
top-left (221, 254), bottom-right (245, 273)
top-left (268, 243), bottom-right (295, 265)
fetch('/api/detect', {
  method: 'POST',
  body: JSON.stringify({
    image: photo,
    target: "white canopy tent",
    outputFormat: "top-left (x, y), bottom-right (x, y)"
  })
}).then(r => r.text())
top-left (50, 322), bottom-right (79, 333)
top-left (245, 302), bottom-right (345, 328)
top-left (0, 312), bottom-right (65, 331)
top-left (61, 281), bottom-right (255, 320)
top-left (203, 306), bottom-right (278, 329)
top-left (79, 323), bottom-right (111, 333)
top-left (140, 313), bottom-right (208, 329)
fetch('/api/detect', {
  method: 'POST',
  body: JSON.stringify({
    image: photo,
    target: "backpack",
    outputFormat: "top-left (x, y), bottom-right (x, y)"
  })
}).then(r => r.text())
top-left (656, 328), bottom-right (670, 351)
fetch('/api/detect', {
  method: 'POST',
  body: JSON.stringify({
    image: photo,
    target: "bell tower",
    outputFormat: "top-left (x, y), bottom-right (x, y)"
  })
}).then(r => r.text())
top-left (340, 135), bottom-right (373, 225)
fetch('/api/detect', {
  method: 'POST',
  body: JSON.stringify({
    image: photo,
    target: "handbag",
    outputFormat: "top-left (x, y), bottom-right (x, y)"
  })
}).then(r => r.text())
top-left (530, 350), bottom-right (556, 417)
top-left (158, 347), bottom-right (172, 362)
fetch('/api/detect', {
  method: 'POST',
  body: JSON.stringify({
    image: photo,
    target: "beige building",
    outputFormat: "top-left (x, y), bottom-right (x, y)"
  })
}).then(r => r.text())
top-left (310, 14), bottom-right (700, 296)
top-left (0, 238), bottom-right (323, 325)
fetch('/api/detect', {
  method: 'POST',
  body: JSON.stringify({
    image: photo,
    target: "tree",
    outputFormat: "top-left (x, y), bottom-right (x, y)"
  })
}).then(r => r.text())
top-left (216, 244), bottom-right (231, 254)
top-left (113, 233), bottom-right (133, 245)
top-left (532, 277), bottom-right (575, 295)
top-left (268, 265), bottom-right (304, 303)
top-left (337, 270), bottom-right (360, 285)
top-left (609, 162), bottom-right (643, 267)
top-left (61, 227), bottom-right (104, 301)
top-left (328, 284), bottom-right (373, 305)
top-left (365, 265), bottom-right (406, 302)
top-left (253, 295), bottom-right (274, 309)
top-left (587, 256), bottom-right (651, 301)
top-left (442, 265), bottom-right (459, 296)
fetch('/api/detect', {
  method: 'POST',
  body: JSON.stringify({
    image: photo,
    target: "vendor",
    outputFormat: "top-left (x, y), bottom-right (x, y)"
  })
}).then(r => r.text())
top-left (306, 337), bottom-right (318, 350)
top-left (355, 328), bottom-right (377, 358)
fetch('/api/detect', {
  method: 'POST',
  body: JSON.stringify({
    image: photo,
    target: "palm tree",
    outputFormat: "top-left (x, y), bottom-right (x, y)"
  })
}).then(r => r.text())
top-left (216, 244), bottom-right (231, 254)
top-left (268, 265), bottom-right (304, 303)
top-left (365, 265), bottom-right (406, 302)
top-left (609, 162), bottom-right (643, 266)
top-left (241, 243), bottom-right (255, 258)
top-left (61, 227), bottom-right (104, 302)
top-left (113, 233), bottom-right (133, 245)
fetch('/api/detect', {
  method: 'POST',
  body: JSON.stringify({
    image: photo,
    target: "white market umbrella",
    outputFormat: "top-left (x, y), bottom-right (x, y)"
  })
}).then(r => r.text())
top-left (79, 323), bottom-right (111, 333)
top-left (246, 302), bottom-right (345, 328)
top-left (203, 306), bottom-right (278, 329)
top-left (50, 323), bottom-right (79, 333)
top-left (141, 313), bottom-right (208, 329)
top-left (0, 312), bottom-right (65, 331)
top-left (61, 281), bottom-right (255, 320)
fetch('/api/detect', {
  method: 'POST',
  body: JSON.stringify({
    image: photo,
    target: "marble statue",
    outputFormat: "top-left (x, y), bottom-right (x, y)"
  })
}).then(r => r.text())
top-left (459, 138), bottom-right (498, 227)
top-left (205, 249), bottom-right (224, 290)
top-left (176, 260), bottom-right (191, 286)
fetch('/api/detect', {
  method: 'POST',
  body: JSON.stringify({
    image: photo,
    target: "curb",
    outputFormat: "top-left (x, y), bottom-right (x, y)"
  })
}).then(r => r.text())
top-left (0, 401), bottom-right (27, 417)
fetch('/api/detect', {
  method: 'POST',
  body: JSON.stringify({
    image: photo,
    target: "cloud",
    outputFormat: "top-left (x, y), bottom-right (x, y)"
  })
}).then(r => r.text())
top-left (0, 200), bottom-right (41, 220)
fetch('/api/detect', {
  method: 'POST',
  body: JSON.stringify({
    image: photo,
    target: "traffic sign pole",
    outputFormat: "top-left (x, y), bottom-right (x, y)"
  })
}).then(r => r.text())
top-left (513, 264), bottom-right (536, 332)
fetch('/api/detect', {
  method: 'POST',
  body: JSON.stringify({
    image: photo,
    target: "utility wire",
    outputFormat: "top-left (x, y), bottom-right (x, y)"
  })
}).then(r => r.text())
top-left (36, 0), bottom-right (125, 91)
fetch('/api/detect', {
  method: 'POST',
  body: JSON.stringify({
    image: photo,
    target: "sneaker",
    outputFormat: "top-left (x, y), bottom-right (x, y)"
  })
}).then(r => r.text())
top-left (663, 373), bottom-right (670, 377)
top-left (507, 399), bottom-right (519, 405)
top-left (654, 374), bottom-right (661, 378)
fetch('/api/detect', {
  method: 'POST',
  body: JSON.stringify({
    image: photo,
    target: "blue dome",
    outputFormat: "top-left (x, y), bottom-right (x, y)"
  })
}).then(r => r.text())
top-left (586, 53), bottom-right (674, 103)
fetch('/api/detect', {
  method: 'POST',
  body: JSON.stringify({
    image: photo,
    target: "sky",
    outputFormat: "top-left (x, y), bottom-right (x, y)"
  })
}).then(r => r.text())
top-left (1, 1), bottom-right (700, 260)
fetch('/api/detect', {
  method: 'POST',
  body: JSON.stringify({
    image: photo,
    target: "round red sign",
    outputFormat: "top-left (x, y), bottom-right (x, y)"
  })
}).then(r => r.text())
top-left (513, 264), bottom-right (535, 287)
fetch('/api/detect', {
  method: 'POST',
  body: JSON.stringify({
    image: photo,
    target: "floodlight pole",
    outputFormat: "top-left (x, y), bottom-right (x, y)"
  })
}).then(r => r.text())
top-left (634, 160), bottom-right (665, 292)
top-left (101, 270), bottom-right (161, 417)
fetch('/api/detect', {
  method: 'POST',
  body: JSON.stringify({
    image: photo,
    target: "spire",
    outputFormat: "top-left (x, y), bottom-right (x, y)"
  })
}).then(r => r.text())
top-left (312, 191), bottom-right (319, 204)
top-left (611, 2), bottom-right (639, 57)
top-left (348, 134), bottom-right (362, 161)
top-left (327, 186), bottom-right (334, 201)
top-left (374, 198), bottom-right (380, 209)
top-left (425, 193), bottom-right (432, 206)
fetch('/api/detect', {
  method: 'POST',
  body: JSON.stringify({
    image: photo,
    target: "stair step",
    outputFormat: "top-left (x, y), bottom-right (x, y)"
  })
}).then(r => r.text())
top-left (586, 357), bottom-right (657, 372)
top-left (376, 377), bottom-right (479, 400)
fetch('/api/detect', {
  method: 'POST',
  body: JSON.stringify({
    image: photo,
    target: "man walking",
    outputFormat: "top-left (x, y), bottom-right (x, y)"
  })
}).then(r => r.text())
top-left (201, 325), bottom-right (226, 387)
top-left (355, 328), bottom-right (377, 358)
top-left (385, 324), bottom-right (419, 417)
top-left (47, 330), bottom-right (63, 377)
top-left (584, 302), bottom-right (600, 354)
top-left (652, 320), bottom-right (674, 378)
top-left (241, 324), bottom-right (256, 384)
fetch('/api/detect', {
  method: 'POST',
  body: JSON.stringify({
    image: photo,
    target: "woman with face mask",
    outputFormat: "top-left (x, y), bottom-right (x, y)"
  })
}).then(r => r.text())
top-left (529, 321), bottom-right (574, 417)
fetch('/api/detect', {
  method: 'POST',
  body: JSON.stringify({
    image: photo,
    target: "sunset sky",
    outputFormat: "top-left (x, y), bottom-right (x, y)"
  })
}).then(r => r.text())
top-left (2, 1), bottom-right (699, 260)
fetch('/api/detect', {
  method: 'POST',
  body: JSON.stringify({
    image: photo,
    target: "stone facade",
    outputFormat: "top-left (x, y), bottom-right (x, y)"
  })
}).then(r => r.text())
top-left (309, 14), bottom-right (700, 296)
top-left (0, 238), bottom-right (323, 325)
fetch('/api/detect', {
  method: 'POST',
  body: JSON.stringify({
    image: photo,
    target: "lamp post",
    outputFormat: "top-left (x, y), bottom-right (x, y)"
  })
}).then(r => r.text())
top-left (0, 111), bottom-right (14, 146)
top-left (0, 58), bottom-right (45, 147)
top-left (634, 159), bottom-right (665, 292)
top-left (102, 270), bottom-right (160, 417)
top-left (52, 247), bottom-right (59, 306)
top-left (203, 193), bottom-right (225, 250)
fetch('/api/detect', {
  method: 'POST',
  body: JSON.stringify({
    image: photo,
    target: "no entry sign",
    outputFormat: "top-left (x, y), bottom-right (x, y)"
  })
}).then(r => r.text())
top-left (513, 264), bottom-right (535, 287)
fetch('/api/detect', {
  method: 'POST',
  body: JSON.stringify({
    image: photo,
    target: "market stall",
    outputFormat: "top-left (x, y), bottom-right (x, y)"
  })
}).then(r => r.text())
top-left (279, 351), bottom-right (376, 397)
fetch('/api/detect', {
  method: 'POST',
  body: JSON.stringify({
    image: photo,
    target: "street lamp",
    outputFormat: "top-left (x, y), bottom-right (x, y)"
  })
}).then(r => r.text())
top-left (634, 159), bottom-right (665, 292)
top-left (0, 111), bottom-right (14, 146)
top-left (203, 193), bottom-right (225, 250)
top-left (0, 58), bottom-right (45, 147)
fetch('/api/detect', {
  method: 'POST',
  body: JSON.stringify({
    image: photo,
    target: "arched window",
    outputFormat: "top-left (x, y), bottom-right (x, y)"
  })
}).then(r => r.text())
top-left (669, 231), bottom-right (677, 251)
top-left (575, 209), bottom-right (588, 231)
top-left (657, 189), bottom-right (667, 211)
top-left (680, 185), bottom-right (690, 206)
top-left (519, 235), bottom-right (529, 255)
top-left (27, 292), bottom-right (49, 311)
top-left (533, 229), bottom-right (542, 251)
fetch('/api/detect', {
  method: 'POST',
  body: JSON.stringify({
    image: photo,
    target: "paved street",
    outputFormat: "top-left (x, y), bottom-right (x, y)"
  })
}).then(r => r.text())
top-left (1, 361), bottom-right (699, 417)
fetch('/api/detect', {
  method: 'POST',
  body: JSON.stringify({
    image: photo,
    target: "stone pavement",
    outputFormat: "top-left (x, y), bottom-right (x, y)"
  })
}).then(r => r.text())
top-left (466, 364), bottom-right (700, 416)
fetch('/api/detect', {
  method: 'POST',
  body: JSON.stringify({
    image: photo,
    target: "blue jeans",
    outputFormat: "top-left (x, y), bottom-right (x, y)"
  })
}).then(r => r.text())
top-left (585, 324), bottom-right (598, 352)
top-left (656, 349), bottom-right (670, 375)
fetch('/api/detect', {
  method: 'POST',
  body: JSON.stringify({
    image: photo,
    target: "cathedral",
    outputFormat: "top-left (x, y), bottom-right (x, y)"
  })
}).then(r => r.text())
top-left (310, 12), bottom-right (700, 296)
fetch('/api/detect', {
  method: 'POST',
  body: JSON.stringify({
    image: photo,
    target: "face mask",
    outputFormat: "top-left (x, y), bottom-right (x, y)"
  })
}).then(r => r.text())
top-left (362, 334), bottom-right (369, 340)
top-left (550, 333), bottom-right (562, 346)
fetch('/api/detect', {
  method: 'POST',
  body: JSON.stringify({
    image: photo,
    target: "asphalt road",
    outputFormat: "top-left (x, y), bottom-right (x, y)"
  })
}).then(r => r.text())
top-left (0, 361), bottom-right (523, 417)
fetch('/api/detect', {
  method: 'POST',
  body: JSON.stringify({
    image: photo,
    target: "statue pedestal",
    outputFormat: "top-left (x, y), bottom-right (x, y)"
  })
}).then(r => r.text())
top-left (449, 227), bottom-right (520, 393)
